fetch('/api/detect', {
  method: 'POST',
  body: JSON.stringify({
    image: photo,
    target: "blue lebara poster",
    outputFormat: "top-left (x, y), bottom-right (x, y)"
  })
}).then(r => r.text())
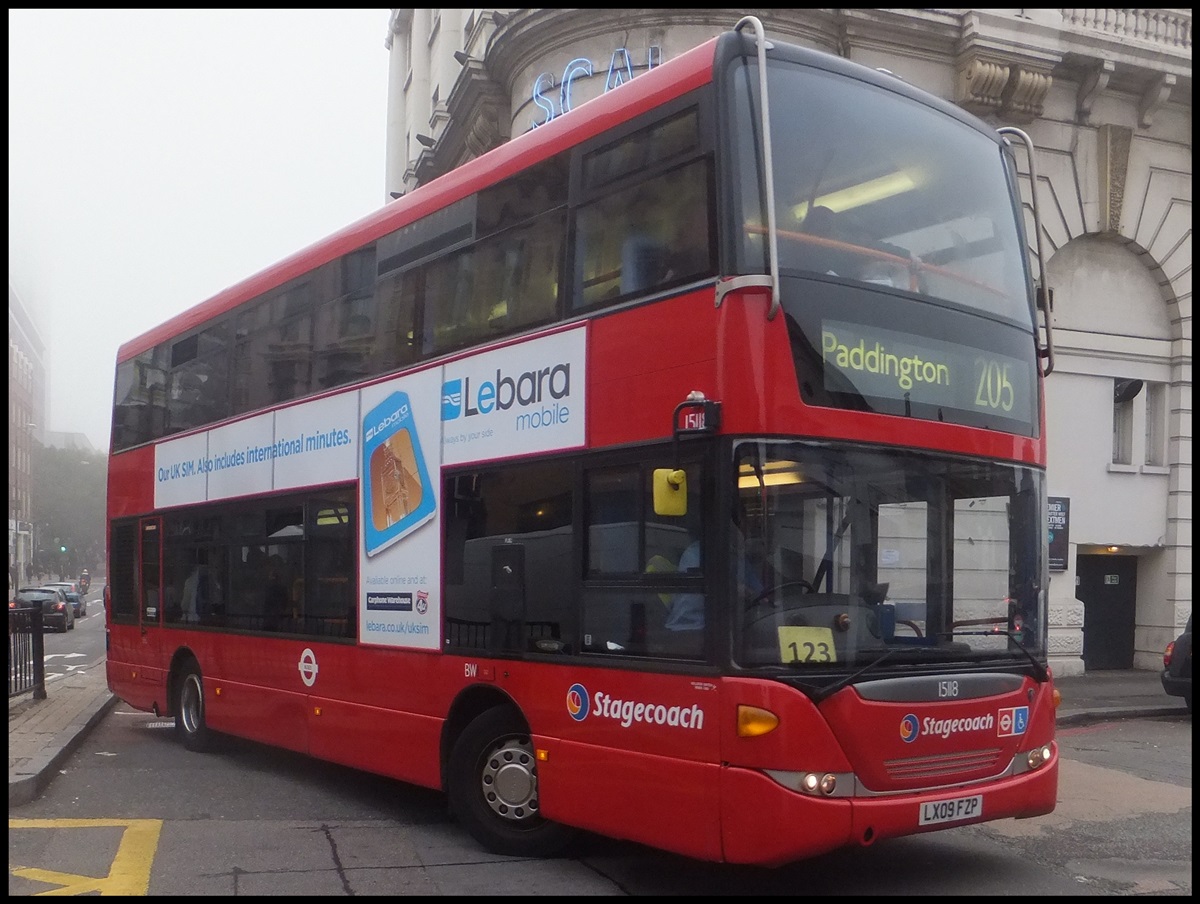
top-left (361, 391), bottom-right (436, 557)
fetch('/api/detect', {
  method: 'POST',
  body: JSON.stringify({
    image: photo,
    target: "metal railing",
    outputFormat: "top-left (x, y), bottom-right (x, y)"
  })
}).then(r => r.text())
top-left (8, 605), bottom-right (47, 700)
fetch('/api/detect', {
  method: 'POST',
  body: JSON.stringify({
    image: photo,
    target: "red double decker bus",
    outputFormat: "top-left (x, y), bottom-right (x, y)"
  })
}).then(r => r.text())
top-left (105, 18), bottom-right (1058, 865)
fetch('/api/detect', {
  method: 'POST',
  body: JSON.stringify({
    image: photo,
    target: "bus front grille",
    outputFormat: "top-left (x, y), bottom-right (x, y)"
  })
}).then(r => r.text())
top-left (884, 748), bottom-right (1003, 782)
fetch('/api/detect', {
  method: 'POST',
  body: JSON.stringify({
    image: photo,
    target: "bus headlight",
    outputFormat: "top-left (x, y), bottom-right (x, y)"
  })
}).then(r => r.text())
top-left (799, 772), bottom-right (838, 795)
top-left (1026, 744), bottom-right (1053, 769)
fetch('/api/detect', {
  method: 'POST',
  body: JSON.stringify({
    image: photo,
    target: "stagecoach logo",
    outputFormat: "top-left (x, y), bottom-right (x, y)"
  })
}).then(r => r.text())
top-left (298, 648), bottom-right (319, 687)
top-left (901, 709), bottom-right (1018, 742)
top-left (565, 682), bottom-right (705, 730)
top-left (566, 683), bottom-right (590, 721)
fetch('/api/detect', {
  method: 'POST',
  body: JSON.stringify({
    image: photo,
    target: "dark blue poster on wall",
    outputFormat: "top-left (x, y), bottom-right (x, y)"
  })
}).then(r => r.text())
top-left (1047, 496), bottom-right (1069, 572)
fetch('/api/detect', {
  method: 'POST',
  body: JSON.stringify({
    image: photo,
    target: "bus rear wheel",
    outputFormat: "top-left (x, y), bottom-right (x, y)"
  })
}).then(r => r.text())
top-left (447, 706), bottom-right (576, 858)
top-left (175, 662), bottom-right (215, 752)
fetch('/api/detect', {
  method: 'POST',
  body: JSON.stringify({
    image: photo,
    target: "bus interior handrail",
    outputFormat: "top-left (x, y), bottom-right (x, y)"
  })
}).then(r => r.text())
top-left (745, 223), bottom-right (1011, 299)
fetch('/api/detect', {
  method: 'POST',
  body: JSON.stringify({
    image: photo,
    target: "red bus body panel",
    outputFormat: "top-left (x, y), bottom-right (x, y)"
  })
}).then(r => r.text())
top-left (589, 286), bottom-right (1044, 466)
top-left (717, 747), bottom-right (1057, 866)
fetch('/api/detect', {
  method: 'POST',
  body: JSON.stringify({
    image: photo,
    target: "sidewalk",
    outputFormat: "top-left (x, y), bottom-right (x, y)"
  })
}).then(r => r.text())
top-left (9, 661), bottom-right (117, 807)
top-left (8, 663), bottom-right (1185, 808)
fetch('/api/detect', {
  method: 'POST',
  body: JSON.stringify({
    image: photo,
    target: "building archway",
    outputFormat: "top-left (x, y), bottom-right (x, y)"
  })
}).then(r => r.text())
top-left (1042, 233), bottom-right (1185, 673)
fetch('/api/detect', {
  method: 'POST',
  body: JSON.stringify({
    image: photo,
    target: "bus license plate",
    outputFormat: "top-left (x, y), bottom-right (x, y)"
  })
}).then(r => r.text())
top-left (918, 794), bottom-right (982, 826)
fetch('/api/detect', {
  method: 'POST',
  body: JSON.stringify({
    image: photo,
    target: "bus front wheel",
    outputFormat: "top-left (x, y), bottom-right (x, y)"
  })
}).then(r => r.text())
top-left (447, 706), bottom-right (576, 858)
top-left (175, 662), bottom-right (215, 752)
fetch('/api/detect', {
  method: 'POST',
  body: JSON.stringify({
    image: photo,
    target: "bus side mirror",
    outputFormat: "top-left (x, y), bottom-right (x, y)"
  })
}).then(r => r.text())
top-left (652, 468), bottom-right (688, 516)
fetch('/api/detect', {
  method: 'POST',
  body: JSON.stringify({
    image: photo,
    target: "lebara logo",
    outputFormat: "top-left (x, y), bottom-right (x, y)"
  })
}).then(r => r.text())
top-left (567, 683), bottom-right (590, 722)
top-left (900, 714), bottom-right (920, 743)
top-left (442, 379), bottom-right (463, 421)
top-left (441, 363), bottom-right (571, 423)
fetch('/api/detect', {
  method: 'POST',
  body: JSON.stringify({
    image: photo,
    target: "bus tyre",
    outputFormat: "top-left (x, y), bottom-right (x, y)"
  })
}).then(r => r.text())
top-left (176, 663), bottom-right (215, 752)
top-left (448, 707), bottom-right (576, 858)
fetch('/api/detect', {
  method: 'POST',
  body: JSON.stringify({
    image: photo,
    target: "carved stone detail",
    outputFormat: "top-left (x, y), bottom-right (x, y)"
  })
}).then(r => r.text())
top-left (1139, 72), bottom-right (1176, 127)
top-left (956, 57), bottom-right (1010, 111)
top-left (1000, 66), bottom-right (1052, 121)
top-left (465, 108), bottom-right (502, 158)
top-left (1097, 123), bottom-right (1133, 233)
top-left (1047, 633), bottom-right (1083, 655)
top-left (1076, 59), bottom-right (1114, 124)
top-left (1049, 602), bottom-right (1084, 628)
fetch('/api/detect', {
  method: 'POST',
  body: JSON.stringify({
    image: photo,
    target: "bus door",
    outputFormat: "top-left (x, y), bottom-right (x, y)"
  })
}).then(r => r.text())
top-left (138, 518), bottom-right (165, 669)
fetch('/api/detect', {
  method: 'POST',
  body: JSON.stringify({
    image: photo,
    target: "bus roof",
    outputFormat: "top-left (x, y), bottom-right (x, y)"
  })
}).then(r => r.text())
top-left (117, 37), bottom-right (719, 363)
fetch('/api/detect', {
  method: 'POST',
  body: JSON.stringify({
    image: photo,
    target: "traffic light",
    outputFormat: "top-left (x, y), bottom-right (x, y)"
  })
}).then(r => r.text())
top-left (60, 545), bottom-right (67, 553)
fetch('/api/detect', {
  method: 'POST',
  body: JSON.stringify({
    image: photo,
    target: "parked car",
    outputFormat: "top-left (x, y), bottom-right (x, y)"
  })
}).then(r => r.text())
top-left (1161, 614), bottom-right (1192, 713)
top-left (42, 582), bottom-right (86, 618)
top-left (12, 586), bottom-right (75, 632)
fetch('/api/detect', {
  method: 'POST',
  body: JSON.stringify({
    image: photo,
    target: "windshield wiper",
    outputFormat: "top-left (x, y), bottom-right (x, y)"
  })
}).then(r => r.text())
top-left (938, 629), bottom-right (1049, 682)
top-left (810, 647), bottom-right (899, 703)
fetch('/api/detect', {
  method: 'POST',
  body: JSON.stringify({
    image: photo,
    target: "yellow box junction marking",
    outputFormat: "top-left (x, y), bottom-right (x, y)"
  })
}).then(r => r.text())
top-left (9, 818), bottom-right (163, 896)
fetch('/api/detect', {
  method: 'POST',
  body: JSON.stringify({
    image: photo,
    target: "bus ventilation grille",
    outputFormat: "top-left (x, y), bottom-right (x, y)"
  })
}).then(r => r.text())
top-left (884, 748), bottom-right (1002, 782)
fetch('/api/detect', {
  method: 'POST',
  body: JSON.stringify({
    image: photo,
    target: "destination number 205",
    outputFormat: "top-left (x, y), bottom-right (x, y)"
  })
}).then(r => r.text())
top-left (974, 357), bottom-right (1014, 412)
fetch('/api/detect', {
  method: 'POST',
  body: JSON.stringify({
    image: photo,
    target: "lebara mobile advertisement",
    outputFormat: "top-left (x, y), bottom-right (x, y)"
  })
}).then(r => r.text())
top-left (359, 368), bottom-right (443, 650)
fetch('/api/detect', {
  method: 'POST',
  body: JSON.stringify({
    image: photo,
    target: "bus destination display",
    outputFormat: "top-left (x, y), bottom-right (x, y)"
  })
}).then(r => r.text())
top-left (821, 319), bottom-right (1034, 429)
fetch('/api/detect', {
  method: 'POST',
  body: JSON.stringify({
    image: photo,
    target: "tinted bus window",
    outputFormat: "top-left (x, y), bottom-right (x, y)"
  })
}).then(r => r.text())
top-left (573, 158), bottom-right (713, 309)
top-left (113, 347), bottom-right (169, 450)
top-left (731, 61), bottom-right (1031, 323)
top-left (443, 462), bottom-right (575, 655)
top-left (476, 154), bottom-right (569, 237)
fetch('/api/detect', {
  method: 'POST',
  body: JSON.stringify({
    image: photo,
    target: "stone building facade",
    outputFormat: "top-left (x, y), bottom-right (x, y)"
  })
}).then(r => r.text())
top-left (381, 9), bottom-right (1192, 676)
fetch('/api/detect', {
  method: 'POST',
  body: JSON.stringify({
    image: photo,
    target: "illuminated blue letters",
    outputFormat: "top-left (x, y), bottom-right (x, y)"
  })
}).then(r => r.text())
top-left (530, 46), bottom-right (663, 128)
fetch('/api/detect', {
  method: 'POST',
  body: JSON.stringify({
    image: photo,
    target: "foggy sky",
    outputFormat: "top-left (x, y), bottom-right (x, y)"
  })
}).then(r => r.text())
top-left (9, 9), bottom-right (392, 452)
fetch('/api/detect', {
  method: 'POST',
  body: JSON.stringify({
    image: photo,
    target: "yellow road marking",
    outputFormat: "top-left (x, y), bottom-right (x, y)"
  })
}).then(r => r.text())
top-left (9, 818), bottom-right (163, 896)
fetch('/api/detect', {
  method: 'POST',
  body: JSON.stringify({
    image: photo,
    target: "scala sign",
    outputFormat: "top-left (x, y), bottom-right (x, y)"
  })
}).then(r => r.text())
top-left (531, 46), bottom-right (663, 128)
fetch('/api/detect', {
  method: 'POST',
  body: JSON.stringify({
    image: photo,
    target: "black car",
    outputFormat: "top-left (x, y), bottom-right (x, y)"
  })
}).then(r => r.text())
top-left (13, 586), bottom-right (75, 633)
top-left (1161, 614), bottom-right (1192, 713)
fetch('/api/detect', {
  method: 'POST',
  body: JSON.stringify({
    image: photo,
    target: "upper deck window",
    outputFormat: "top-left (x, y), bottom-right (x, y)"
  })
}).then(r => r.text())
top-left (731, 61), bottom-right (1033, 326)
top-left (583, 109), bottom-right (700, 191)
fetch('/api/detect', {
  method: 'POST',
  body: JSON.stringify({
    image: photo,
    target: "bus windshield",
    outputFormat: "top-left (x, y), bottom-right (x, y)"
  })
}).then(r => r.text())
top-left (732, 58), bottom-right (1033, 326)
top-left (733, 440), bottom-right (1047, 672)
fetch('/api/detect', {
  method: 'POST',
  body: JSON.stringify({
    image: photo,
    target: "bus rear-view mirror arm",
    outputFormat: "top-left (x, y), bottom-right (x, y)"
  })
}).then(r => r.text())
top-left (998, 126), bottom-right (1055, 376)
top-left (734, 15), bottom-right (781, 320)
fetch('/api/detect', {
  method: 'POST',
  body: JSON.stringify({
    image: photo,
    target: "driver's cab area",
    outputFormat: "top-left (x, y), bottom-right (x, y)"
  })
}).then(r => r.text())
top-left (731, 439), bottom-right (1047, 673)
top-left (735, 447), bottom-right (893, 667)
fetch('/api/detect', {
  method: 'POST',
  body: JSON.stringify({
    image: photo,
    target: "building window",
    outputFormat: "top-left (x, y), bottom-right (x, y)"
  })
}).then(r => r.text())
top-left (1111, 378), bottom-right (1142, 465)
top-left (1144, 381), bottom-right (1166, 467)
